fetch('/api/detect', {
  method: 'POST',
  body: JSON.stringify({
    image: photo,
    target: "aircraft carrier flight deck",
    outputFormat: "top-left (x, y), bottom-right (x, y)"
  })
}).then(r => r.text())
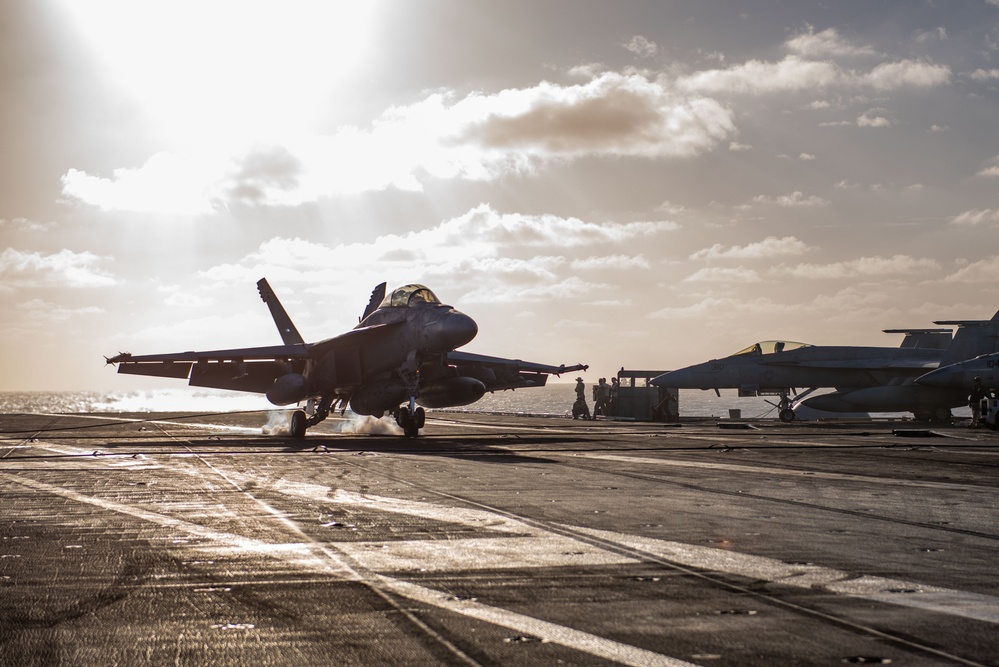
top-left (2, 411), bottom-right (998, 666)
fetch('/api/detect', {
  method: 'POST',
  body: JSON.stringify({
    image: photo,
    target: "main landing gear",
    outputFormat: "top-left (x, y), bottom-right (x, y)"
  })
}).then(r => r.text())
top-left (284, 394), bottom-right (339, 439)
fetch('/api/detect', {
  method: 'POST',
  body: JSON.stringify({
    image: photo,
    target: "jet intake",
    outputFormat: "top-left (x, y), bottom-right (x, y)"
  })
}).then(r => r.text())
top-left (265, 373), bottom-right (310, 406)
top-left (417, 377), bottom-right (486, 409)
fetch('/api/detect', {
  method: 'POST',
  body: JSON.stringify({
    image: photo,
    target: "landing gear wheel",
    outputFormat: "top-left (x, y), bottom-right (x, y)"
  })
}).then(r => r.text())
top-left (932, 407), bottom-right (952, 423)
top-left (913, 411), bottom-right (932, 422)
top-left (290, 410), bottom-right (307, 438)
top-left (779, 408), bottom-right (796, 423)
top-left (395, 406), bottom-right (421, 438)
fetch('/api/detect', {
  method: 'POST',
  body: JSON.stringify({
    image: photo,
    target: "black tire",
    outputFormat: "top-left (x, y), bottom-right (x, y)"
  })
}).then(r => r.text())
top-left (290, 410), bottom-right (307, 438)
top-left (779, 408), bottom-right (796, 423)
top-left (932, 407), bottom-right (952, 423)
top-left (404, 420), bottom-right (419, 438)
top-left (414, 407), bottom-right (426, 429)
top-left (396, 406), bottom-right (410, 428)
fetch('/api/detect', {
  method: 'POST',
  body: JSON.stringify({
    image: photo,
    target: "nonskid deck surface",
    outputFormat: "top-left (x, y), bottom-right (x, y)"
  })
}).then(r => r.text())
top-left (2, 411), bottom-right (998, 666)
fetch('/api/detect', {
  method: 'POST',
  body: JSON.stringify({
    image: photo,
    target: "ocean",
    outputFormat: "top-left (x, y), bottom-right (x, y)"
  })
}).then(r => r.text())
top-left (0, 385), bottom-right (966, 420)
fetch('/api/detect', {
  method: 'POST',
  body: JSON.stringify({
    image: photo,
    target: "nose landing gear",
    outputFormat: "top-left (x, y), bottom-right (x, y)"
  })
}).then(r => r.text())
top-left (395, 405), bottom-right (426, 438)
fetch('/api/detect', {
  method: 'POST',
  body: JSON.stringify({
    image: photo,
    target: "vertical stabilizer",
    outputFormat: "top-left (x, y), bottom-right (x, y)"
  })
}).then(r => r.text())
top-left (257, 278), bottom-right (305, 345)
top-left (360, 283), bottom-right (387, 322)
top-left (935, 309), bottom-right (999, 366)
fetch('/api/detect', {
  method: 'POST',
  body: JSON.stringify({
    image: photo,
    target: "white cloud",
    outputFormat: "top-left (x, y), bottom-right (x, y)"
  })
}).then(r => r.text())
top-left (976, 156), bottom-right (999, 177)
top-left (799, 152), bottom-right (817, 160)
top-left (729, 141), bottom-right (753, 151)
top-left (863, 60), bottom-right (951, 89)
top-left (197, 205), bottom-right (675, 302)
top-left (678, 55), bottom-right (842, 94)
top-left (772, 255), bottom-right (940, 279)
top-left (0, 248), bottom-right (116, 287)
top-left (624, 35), bottom-right (659, 58)
top-left (943, 257), bottom-right (999, 283)
top-left (857, 108), bottom-right (895, 128)
top-left (18, 299), bottom-right (104, 324)
top-left (683, 267), bottom-right (761, 283)
top-left (950, 209), bottom-right (999, 225)
top-left (648, 296), bottom-right (782, 320)
top-left (751, 191), bottom-right (830, 207)
top-left (785, 26), bottom-right (878, 58)
top-left (62, 71), bottom-right (737, 213)
top-left (0, 218), bottom-right (53, 232)
top-left (677, 55), bottom-right (949, 96)
top-left (690, 236), bottom-right (812, 261)
top-left (570, 255), bottom-right (651, 270)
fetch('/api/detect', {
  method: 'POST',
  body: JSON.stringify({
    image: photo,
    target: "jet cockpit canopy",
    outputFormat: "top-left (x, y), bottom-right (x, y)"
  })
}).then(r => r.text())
top-left (733, 340), bottom-right (811, 356)
top-left (380, 284), bottom-right (442, 308)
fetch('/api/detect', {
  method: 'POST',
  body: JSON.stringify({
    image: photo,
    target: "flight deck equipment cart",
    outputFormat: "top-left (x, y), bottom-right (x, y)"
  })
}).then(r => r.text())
top-left (616, 369), bottom-right (679, 422)
top-left (983, 397), bottom-right (999, 430)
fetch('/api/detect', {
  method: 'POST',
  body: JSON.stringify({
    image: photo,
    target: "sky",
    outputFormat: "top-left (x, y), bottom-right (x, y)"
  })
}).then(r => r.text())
top-left (1, 0), bottom-right (998, 392)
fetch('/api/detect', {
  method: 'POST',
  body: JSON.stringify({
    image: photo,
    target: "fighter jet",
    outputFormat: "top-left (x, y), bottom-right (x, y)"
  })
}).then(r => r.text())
top-left (651, 311), bottom-right (999, 422)
top-left (107, 279), bottom-right (587, 437)
top-left (915, 351), bottom-right (999, 390)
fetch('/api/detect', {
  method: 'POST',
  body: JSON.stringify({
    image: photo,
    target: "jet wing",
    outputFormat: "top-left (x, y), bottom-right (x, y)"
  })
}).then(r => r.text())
top-left (769, 359), bottom-right (940, 370)
top-left (107, 321), bottom-right (406, 394)
top-left (108, 344), bottom-right (312, 393)
top-left (446, 351), bottom-right (588, 392)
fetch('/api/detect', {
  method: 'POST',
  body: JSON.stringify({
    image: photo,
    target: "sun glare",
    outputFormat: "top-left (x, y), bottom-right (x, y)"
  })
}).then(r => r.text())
top-left (57, 0), bottom-right (379, 145)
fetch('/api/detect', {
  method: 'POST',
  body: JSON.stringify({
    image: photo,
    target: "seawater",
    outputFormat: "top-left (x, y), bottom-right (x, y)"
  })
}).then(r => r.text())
top-left (0, 385), bottom-right (950, 419)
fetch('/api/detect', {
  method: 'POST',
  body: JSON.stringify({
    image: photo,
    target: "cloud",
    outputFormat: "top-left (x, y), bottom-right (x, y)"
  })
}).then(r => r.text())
top-left (0, 218), bottom-right (53, 232)
top-left (729, 141), bottom-right (753, 151)
top-left (943, 257), bottom-right (999, 283)
top-left (0, 248), bottom-right (116, 287)
top-left (751, 191), bottom-right (830, 207)
top-left (570, 255), bottom-right (651, 270)
top-left (678, 55), bottom-right (842, 94)
top-left (863, 60), bottom-right (950, 89)
top-left (799, 152), bottom-right (817, 160)
top-left (677, 55), bottom-right (949, 96)
top-left (682, 267), bottom-right (761, 283)
top-left (62, 71), bottom-right (737, 213)
top-left (976, 156), bottom-right (999, 177)
top-left (690, 236), bottom-right (813, 261)
top-left (857, 108), bottom-right (895, 127)
top-left (457, 72), bottom-right (735, 160)
top-left (624, 35), bottom-right (658, 58)
top-left (785, 26), bottom-right (878, 58)
top-left (648, 296), bottom-right (782, 320)
top-left (771, 255), bottom-right (940, 279)
top-left (970, 68), bottom-right (999, 80)
top-left (950, 209), bottom-right (999, 225)
top-left (197, 205), bottom-right (675, 301)
top-left (18, 299), bottom-right (104, 324)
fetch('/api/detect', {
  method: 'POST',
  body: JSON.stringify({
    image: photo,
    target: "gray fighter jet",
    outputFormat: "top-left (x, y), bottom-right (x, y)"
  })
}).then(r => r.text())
top-left (107, 279), bottom-right (587, 437)
top-left (915, 351), bottom-right (999, 390)
top-left (652, 311), bottom-right (999, 422)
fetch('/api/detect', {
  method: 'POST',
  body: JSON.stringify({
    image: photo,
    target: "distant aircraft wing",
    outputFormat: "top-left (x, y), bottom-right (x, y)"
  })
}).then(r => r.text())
top-left (446, 351), bottom-right (588, 392)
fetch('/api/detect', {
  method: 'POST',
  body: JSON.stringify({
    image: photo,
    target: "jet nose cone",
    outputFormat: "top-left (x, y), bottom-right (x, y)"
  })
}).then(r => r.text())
top-left (652, 368), bottom-right (694, 388)
top-left (914, 367), bottom-right (956, 388)
top-left (442, 311), bottom-right (478, 349)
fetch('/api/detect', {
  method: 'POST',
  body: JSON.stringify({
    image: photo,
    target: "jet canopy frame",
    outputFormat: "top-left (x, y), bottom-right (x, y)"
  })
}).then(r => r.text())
top-left (733, 340), bottom-right (812, 356)
top-left (379, 284), bottom-right (442, 308)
